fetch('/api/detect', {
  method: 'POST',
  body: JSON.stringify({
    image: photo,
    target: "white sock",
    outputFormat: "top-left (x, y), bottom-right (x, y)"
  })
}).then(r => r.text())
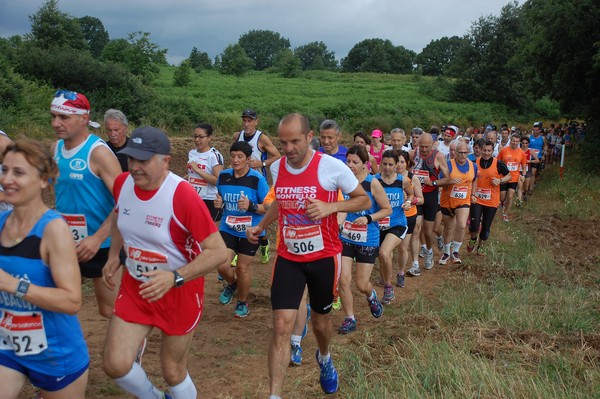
top-left (421, 244), bottom-right (426, 250)
top-left (412, 260), bottom-right (419, 267)
top-left (269, 395), bottom-right (282, 399)
top-left (114, 362), bottom-right (163, 399)
top-left (318, 351), bottom-right (331, 363)
top-left (452, 241), bottom-right (463, 253)
top-left (443, 243), bottom-right (451, 254)
top-left (291, 334), bottom-right (302, 346)
top-left (368, 289), bottom-right (376, 300)
top-left (168, 373), bottom-right (197, 399)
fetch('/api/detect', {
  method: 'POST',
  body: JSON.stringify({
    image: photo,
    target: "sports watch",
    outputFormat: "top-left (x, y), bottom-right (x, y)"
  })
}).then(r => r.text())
top-left (432, 180), bottom-right (438, 187)
top-left (262, 161), bottom-right (267, 168)
top-left (173, 271), bottom-right (185, 287)
top-left (15, 278), bottom-right (31, 298)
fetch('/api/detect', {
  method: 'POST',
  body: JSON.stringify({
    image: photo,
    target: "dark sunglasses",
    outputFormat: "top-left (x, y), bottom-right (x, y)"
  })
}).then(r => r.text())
top-left (54, 90), bottom-right (78, 100)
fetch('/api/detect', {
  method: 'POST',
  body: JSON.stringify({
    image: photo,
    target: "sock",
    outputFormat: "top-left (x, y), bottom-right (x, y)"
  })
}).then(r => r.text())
top-left (412, 260), bottom-right (419, 267)
top-left (269, 395), bottom-right (282, 399)
top-left (452, 241), bottom-right (463, 253)
top-left (437, 235), bottom-right (443, 241)
top-left (427, 247), bottom-right (433, 254)
top-left (398, 271), bottom-right (405, 276)
top-left (443, 243), bottom-right (451, 254)
top-left (318, 351), bottom-right (331, 363)
top-left (421, 244), bottom-right (426, 250)
top-left (368, 289), bottom-right (376, 300)
top-left (347, 314), bottom-right (355, 321)
top-left (168, 373), bottom-right (197, 399)
top-left (114, 362), bottom-right (163, 399)
top-left (291, 334), bottom-right (301, 346)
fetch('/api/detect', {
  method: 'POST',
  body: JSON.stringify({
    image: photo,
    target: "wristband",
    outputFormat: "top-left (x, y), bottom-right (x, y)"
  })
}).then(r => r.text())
top-left (365, 214), bottom-right (373, 224)
top-left (247, 200), bottom-right (255, 212)
top-left (411, 197), bottom-right (418, 206)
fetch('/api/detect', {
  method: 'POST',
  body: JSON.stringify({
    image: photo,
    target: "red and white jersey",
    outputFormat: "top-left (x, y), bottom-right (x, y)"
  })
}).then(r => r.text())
top-left (187, 147), bottom-right (223, 200)
top-left (114, 172), bottom-right (217, 282)
top-left (270, 151), bottom-right (358, 262)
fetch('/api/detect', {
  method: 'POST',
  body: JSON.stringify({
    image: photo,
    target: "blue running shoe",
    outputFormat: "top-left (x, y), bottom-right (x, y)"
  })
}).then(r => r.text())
top-left (337, 317), bottom-right (356, 334)
top-left (234, 301), bottom-right (250, 318)
top-left (368, 290), bottom-right (384, 317)
top-left (316, 351), bottom-right (339, 394)
top-left (219, 283), bottom-right (237, 305)
top-left (290, 343), bottom-right (302, 366)
top-left (301, 304), bottom-right (311, 339)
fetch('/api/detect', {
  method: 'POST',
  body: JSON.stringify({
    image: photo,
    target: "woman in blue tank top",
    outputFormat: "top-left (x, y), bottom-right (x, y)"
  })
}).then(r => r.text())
top-left (0, 140), bottom-right (88, 398)
top-left (337, 145), bottom-right (392, 334)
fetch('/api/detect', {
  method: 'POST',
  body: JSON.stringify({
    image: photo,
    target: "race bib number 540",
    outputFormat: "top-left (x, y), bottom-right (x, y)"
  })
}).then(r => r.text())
top-left (283, 225), bottom-right (324, 255)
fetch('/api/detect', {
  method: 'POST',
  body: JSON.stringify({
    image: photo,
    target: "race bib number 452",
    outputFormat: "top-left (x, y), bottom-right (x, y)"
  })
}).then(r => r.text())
top-left (283, 225), bottom-right (324, 255)
top-left (0, 310), bottom-right (48, 356)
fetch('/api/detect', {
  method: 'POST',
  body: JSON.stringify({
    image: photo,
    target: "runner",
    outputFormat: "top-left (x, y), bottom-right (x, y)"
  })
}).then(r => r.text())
top-left (467, 140), bottom-right (510, 256)
top-left (337, 145), bottom-right (391, 334)
top-left (102, 126), bottom-right (227, 399)
top-left (435, 126), bottom-right (457, 159)
top-left (352, 131), bottom-right (379, 174)
top-left (0, 131), bottom-right (13, 211)
top-left (528, 122), bottom-right (547, 189)
top-left (215, 141), bottom-right (269, 318)
top-left (369, 129), bottom-right (388, 166)
top-left (389, 128), bottom-right (410, 153)
top-left (188, 123), bottom-right (224, 221)
top-left (104, 109), bottom-right (130, 172)
top-left (438, 142), bottom-right (477, 265)
top-left (408, 127), bottom-right (423, 150)
top-left (247, 113), bottom-right (371, 397)
top-left (410, 133), bottom-right (451, 270)
top-left (0, 140), bottom-right (88, 399)
top-left (497, 134), bottom-right (527, 222)
top-left (51, 90), bottom-right (122, 318)
top-left (520, 137), bottom-right (539, 201)
top-left (233, 109), bottom-right (280, 264)
top-left (319, 119), bottom-right (348, 162)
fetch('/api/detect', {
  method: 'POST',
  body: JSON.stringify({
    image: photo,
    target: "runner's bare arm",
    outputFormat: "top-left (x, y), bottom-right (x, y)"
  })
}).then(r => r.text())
top-left (259, 135), bottom-right (282, 168)
top-left (247, 200), bottom-right (279, 244)
top-left (102, 212), bottom-right (123, 291)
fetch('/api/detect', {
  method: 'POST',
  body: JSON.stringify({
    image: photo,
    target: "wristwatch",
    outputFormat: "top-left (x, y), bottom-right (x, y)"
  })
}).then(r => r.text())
top-left (432, 181), bottom-right (438, 187)
top-left (15, 278), bottom-right (31, 298)
top-left (262, 161), bottom-right (267, 168)
top-left (173, 271), bottom-right (185, 287)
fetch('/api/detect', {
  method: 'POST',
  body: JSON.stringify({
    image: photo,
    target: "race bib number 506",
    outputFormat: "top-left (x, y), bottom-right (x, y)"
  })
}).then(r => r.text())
top-left (283, 225), bottom-right (324, 255)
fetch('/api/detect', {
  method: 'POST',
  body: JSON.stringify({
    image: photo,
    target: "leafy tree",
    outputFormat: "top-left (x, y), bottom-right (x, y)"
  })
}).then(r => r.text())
top-left (219, 44), bottom-right (253, 76)
top-left (188, 47), bottom-right (212, 72)
top-left (238, 30), bottom-right (290, 70)
top-left (78, 16), bottom-right (109, 58)
top-left (415, 36), bottom-right (465, 76)
top-left (294, 41), bottom-right (337, 70)
top-left (173, 60), bottom-right (192, 86)
top-left (28, 0), bottom-right (86, 50)
top-left (341, 38), bottom-right (415, 74)
top-left (274, 49), bottom-right (301, 78)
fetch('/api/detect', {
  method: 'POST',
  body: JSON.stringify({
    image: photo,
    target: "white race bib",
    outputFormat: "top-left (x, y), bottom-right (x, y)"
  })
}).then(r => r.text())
top-left (188, 176), bottom-right (207, 197)
top-left (126, 246), bottom-right (169, 282)
top-left (475, 187), bottom-right (491, 201)
top-left (450, 186), bottom-right (468, 199)
top-left (507, 162), bottom-right (519, 172)
top-left (283, 225), bottom-right (324, 255)
top-left (225, 215), bottom-right (252, 233)
top-left (377, 217), bottom-right (391, 230)
top-left (413, 169), bottom-right (428, 184)
top-left (341, 221), bottom-right (367, 243)
top-left (0, 310), bottom-right (48, 356)
top-left (62, 214), bottom-right (88, 243)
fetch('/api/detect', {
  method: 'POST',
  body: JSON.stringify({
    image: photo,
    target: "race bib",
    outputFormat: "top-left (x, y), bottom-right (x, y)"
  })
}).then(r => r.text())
top-left (283, 225), bottom-right (324, 255)
top-left (531, 149), bottom-right (540, 158)
top-left (0, 310), bottom-right (47, 356)
top-left (126, 246), bottom-right (169, 282)
top-left (475, 187), bottom-right (492, 201)
top-left (225, 215), bottom-right (252, 233)
top-left (188, 176), bottom-right (207, 197)
top-left (62, 214), bottom-right (88, 243)
top-left (507, 162), bottom-right (519, 172)
top-left (450, 186), bottom-right (468, 199)
top-left (341, 221), bottom-right (367, 243)
top-left (378, 217), bottom-right (391, 230)
top-left (413, 169), bottom-right (429, 184)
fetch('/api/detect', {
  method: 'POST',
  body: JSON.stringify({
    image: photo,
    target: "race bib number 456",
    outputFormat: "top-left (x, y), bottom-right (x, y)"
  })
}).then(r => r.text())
top-left (0, 310), bottom-right (47, 356)
top-left (283, 225), bottom-right (324, 255)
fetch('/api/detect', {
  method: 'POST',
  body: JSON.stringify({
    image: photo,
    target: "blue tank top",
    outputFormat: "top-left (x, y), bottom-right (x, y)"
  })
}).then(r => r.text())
top-left (54, 135), bottom-right (114, 248)
top-left (341, 174), bottom-right (380, 247)
top-left (217, 168), bottom-right (269, 238)
top-left (0, 210), bottom-right (89, 376)
top-left (376, 173), bottom-right (407, 228)
top-left (529, 135), bottom-right (544, 158)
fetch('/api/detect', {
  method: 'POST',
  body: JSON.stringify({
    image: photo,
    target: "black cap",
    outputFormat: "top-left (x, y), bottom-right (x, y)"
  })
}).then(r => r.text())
top-left (118, 126), bottom-right (171, 161)
top-left (533, 121), bottom-right (542, 128)
top-left (241, 109), bottom-right (257, 119)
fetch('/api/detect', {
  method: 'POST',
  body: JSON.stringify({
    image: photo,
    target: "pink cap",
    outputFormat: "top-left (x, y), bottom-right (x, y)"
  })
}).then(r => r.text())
top-left (371, 129), bottom-right (383, 138)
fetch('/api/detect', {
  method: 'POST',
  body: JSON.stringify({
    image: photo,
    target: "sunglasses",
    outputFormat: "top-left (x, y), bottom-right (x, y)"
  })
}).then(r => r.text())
top-left (54, 90), bottom-right (78, 100)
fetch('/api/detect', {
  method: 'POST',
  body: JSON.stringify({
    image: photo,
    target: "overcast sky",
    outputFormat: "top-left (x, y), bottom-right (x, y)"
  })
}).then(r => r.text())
top-left (0, 0), bottom-right (517, 65)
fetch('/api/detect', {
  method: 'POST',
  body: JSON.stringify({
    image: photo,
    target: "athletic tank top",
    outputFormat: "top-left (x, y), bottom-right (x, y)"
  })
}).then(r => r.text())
top-left (413, 148), bottom-right (440, 193)
top-left (276, 152), bottom-right (341, 262)
top-left (238, 130), bottom-right (267, 175)
top-left (529, 135), bottom-right (544, 159)
top-left (475, 157), bottom-right (502, 207)
top-left (369, 144), bottom-right (385, 166)
top-left (340, 174), bottom-right (380, 247)
top-left (54, 135), bottom-right (114, 248)
top-left (376, 173), bottom-right (407, 228)
top-left (447, 159), bottom-right (475, 208)
top-left (0, 210), bottom-right (89, 376)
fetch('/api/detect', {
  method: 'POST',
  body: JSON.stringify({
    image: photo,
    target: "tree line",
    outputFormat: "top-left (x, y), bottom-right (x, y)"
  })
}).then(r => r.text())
top-left (0, 0), bottom-right (598, 169)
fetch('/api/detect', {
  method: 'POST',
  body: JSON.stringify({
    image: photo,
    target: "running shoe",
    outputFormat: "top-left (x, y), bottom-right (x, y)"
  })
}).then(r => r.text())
top-left (135, 337), bottom-right (147, 366)
top-left (466, 239), bottom-right (477, 254)
top-left (368, 291), bottom-right (384, 317)
top-left (419, 246), bottom-right (427, 258)
top-left (301, 304), bottom-right (311, 339)
top-left (396, 272), bottom-right (405, 288)
top-left (234, 301), bottom-right (250, 318)
top-left (436, 236), bottom-right (444, 251)
top-left (424, 251), bottom-right (434, 270)
top-left (502, 214), bottom-right (509, 222)
top-left (290, 343), bottom-right (303, 366)
top-left (332, 296), bottom-right (341, 311)
top-left (451, 252), bottom-right (462, 264)
top-left (219, 283), bottom-right (237, 305)
top-left (161, 393), bottom-right (172, 399)
top-left (382, 284), bottom-right (395, 304)
top-left (260, 243), bottom-right (270, 264)
top-left (407, 265), bottom-right (421, 277)
top-left (316, 351), bottom-right (339, 394)
top-left (477, 246), bottom-right (485, 257)
top-left (230, 254), bottom-right (237, 267)
top-left (439, 253), bottom-right (450, 265)
top-left (338, 317), bottom-right (356, 334)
